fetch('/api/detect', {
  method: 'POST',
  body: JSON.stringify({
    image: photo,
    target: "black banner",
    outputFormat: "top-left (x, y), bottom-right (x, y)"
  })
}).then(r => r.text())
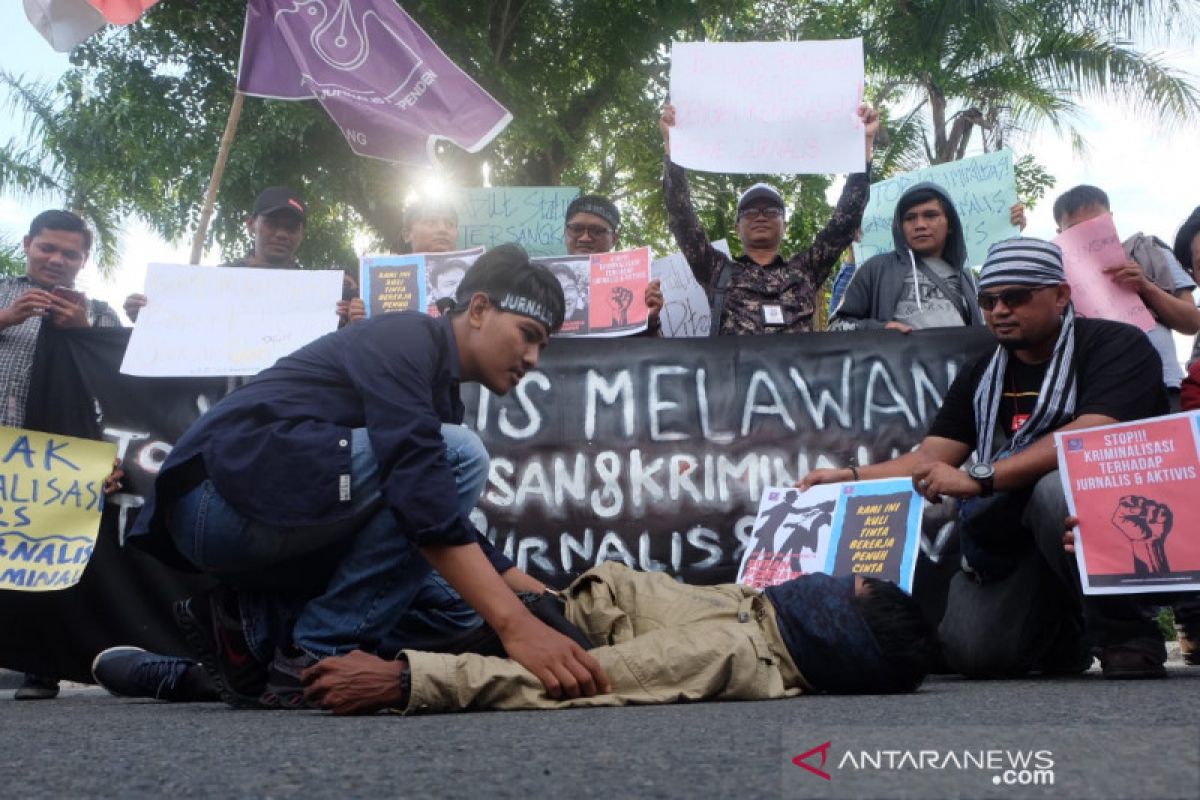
top-left (0, 327), bottom-right (224, 681)
top-left (1, 324), bottom-right (994, 680)
top-left (465, 327), bottom-right (994, 585)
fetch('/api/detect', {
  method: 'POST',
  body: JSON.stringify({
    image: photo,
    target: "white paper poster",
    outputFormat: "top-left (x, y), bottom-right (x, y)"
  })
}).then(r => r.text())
top-left (668, 39), bottom-right (865, 175)
top-left (650, 239), bottom-right (731, 338)
top-left (120, 263), bottom-right (344, 377)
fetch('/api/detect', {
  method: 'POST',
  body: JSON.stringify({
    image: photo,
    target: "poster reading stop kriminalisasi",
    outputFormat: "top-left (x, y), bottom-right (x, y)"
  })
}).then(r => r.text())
top-left (1056, 411), bottom-right (1200, 595)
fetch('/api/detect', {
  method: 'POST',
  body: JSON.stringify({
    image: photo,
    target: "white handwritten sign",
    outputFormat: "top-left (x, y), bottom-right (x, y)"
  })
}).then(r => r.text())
top-left (651, 240), bottom-right (731, 337)
top-left (668, 39), bottom-right (865, 175)
top-left (1053, 212), bottom-right (1155, 332)
top-left (120, 263), bottom-right (344, 377)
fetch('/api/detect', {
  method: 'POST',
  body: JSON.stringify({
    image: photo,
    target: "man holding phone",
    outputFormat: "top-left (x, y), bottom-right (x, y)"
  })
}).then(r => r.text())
top-left (0, 208), bottom-right (122, 700)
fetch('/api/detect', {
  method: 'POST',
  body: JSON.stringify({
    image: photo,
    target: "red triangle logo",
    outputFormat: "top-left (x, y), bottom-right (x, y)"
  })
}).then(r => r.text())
top-left (792, 741), bottom-right (832, 781)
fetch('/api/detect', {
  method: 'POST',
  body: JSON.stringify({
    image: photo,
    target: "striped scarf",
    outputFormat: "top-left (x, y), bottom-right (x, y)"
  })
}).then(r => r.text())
top-left (972, 305), bottom-right (1078, 461)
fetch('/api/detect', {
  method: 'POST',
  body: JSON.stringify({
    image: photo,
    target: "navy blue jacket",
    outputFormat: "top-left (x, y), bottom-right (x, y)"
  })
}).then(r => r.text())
top-left (130, 312), bottom-right (513, 574)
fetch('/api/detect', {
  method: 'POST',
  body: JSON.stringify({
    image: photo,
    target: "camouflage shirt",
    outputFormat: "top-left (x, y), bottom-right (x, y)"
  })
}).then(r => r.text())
top-left (663, 157), bottom-right (870, 335)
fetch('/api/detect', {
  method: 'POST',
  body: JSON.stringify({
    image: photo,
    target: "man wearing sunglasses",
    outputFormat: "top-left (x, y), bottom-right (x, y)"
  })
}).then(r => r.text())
top-left (659, 104), bottom-right (878, 336)
top-left (802, 237), bottom-right (1174, 680)
top-left (563, 195), bottom-right (664, 336)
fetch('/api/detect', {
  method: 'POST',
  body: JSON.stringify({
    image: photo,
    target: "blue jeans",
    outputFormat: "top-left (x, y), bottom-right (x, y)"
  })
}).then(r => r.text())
top-left (170, 424), bottom-right (488, 658)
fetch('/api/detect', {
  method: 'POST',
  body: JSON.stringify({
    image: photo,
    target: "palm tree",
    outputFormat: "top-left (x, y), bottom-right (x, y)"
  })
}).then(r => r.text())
top-left (0, 70), bottom-right (124, 273)
top-left (856, 0), bottom-right (1200, 170)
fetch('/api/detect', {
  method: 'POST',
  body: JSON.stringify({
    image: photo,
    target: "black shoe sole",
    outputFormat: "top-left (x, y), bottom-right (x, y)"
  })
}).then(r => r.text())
top-left (173, 597), bottom-right (265, 709)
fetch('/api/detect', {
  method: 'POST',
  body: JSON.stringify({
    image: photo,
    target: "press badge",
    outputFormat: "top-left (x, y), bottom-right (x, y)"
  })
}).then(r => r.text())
top-left (339, 474), bottom-right (351, 502)
top-left (762, 304), bottom-right (785, 326)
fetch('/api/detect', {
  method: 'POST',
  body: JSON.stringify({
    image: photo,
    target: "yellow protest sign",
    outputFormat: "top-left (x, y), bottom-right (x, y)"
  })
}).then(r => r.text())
top-left (0, 428), bottom-right (116, 592)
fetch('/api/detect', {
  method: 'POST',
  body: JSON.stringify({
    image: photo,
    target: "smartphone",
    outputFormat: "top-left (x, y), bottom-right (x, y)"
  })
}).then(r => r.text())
top-left (52, 286), bottom-right (87, 306)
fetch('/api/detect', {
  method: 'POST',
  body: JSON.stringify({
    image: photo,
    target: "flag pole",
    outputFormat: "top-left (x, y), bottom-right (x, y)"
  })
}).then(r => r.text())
top-left (189, 90), bottom-right (246, 264)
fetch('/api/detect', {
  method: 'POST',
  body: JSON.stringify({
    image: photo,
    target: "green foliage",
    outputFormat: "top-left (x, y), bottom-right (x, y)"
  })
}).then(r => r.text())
top-left (1, 0), bottom-right (1196, 286)
top-left (847, 0), bottom-right (1200, 166)
top-left (0, 70), bottom-right (126, 273)
top-left (1013, 153), bottom-right (1057, 210)
top-left (0, 235), bottom-right (24, 277)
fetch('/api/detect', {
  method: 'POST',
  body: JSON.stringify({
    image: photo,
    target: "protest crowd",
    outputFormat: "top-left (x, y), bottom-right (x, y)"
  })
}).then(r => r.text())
top-left (3, 5), bottom-right (1200, 726)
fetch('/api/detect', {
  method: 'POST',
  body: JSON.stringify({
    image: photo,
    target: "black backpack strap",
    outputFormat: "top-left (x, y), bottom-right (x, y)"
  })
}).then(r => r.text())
top-left (708, 260), bottom-right (735, 337)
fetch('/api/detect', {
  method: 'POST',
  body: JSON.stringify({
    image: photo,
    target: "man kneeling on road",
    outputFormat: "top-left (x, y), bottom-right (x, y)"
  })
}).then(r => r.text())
top-left (127, 244), bottom-right (608, 708)
top-left (804, 238), bottom-right (1174, 679)
top-left (301, 561), bottom-right (936, 715)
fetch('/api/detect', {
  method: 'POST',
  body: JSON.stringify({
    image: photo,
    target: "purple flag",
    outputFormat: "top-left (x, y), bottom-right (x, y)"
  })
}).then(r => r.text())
top-left (237, 0), bottom-right (512, 164)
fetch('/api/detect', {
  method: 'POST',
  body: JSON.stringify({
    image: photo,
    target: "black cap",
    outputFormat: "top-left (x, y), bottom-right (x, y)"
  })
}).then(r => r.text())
top-left (565, 195), bottom-right (620, 231)
top-left (253, 186), bottom-right (306, 220)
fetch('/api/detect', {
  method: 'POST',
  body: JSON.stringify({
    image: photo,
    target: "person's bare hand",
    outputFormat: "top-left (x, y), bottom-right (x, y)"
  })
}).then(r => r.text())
top-left (124, 293), bottom-right (147, 322)
top-left (912, 462), bottom-right (980, 503)
top-left (302, 649), bottom-right (407, 715)
top-left (796, 467), bottom-right (855, 491)
top-left (1, 289), bottom-right (55, 328)
top-left (1063, 515), bottom-right (1079, 554)
top-left (103, 458), bottom-right (124, 496)
top-left (1104, 260), bottom-right (1149, 293)
top-left (858, 104), bottom-right (879, 159)
top-left (499, 616), bottom-right (609, 699)
top-left (645, 279), bottom-right (663, 320)
top-left (885, 320), bottom-right (913, 334)
top-left (858, 104), bottom-right (880, 139)
top-left (47, 293), bottom-right (89, 328)
top-left (1010, 203), bottom-right (1027, 231)
top-left (336, 298), bottom-right (367, 327)
top-left (660, 104), bottom-right (676, 154)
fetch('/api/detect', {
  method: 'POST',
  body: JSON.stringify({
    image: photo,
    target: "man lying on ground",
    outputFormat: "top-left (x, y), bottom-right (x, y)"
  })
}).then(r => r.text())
top-left (300, 561), bottom-right (937, 715)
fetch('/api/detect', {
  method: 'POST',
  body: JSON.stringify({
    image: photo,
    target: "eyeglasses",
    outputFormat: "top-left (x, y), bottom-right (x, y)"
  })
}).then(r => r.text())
top-left (738, 207), bottom-right (784, 220)
top-left (976, 285), bottom-right (1053, 311)
top-left (565, 223), bottom-right (613, 238)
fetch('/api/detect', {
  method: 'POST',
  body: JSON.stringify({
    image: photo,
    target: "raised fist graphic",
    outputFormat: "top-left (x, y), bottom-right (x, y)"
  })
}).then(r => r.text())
top-left (1110, 495), bottom-right (1173, 575)
top-left (609, 286), bottom-right (634, 326)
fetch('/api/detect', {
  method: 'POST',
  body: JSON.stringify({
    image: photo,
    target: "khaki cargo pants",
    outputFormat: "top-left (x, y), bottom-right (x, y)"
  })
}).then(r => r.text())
top-left (402, 561), bottom-right (805, 714)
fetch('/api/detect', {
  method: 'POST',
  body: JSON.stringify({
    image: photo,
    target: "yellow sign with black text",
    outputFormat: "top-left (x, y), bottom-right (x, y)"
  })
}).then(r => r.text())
top-left (0, 428), bottom-right (115, 592)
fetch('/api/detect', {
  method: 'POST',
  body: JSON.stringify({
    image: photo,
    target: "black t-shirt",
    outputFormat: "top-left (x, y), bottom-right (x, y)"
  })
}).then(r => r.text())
top-left (927, 317), bottom-right (1168, 455)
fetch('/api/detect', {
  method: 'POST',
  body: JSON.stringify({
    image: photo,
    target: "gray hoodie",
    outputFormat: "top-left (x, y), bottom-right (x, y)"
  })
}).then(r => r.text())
top-left (830, 181), bottom-right (983, 330)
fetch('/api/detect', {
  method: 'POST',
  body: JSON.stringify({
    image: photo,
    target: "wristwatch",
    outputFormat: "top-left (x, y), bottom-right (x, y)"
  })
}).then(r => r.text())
top-left (967, 462), bottom-right (995, 498)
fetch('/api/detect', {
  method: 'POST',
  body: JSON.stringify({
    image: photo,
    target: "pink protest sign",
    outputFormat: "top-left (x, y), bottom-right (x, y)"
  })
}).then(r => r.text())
top-left (1053, 212), bottom-right (1154, 331)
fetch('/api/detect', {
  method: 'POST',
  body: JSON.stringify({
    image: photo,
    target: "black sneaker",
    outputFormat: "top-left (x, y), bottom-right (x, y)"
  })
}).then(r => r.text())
top-left (258, 646), bottom-right (319, 710)
top-left (174, 588), bottom-right (269, 708)
top-left (14, 674), bottom-right (59, 700)
top-left (91, 646), bottom-right (206, 701)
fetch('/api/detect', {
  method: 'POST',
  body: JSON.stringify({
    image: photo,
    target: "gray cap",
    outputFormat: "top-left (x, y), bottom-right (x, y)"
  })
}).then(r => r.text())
top-left (737, 183), bottom-right (785, 212)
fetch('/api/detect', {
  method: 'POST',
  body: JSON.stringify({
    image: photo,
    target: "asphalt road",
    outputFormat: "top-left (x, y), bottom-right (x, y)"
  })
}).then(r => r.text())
top-left (3, 658), bottom-right (1198, 800)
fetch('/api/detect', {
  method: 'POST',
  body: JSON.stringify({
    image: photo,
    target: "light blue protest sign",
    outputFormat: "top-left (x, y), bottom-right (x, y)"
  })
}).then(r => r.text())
top-left (854, 149), bottom-right (1020, 268)
top-left (456, 187), bottom-right (581, 258)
